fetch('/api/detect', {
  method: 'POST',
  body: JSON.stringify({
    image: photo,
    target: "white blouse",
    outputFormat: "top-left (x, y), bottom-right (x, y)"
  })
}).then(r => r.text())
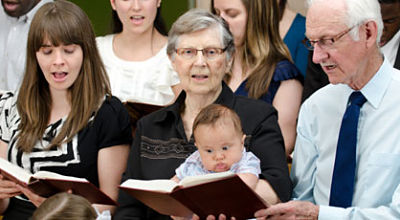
top-left (96, 34), bottom-right (180, 105)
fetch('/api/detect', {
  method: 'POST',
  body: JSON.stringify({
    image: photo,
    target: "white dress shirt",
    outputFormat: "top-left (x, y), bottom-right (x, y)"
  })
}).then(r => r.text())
top-left (0, 0), bottom-right (53, 92)
top-left (291, 58), bottom-right (400, 219)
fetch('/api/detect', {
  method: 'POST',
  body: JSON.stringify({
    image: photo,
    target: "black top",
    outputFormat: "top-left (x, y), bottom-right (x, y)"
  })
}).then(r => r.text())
top-left (0, 93), bottom-right (133, 219)
top-left (115, 83), bottom-right (292, 220)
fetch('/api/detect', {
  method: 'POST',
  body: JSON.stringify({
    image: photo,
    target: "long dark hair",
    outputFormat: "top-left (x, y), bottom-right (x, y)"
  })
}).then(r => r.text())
top-left (212, 0), bottom-right (292, 99)
top-left (111, 7), bottom-right (167, 35)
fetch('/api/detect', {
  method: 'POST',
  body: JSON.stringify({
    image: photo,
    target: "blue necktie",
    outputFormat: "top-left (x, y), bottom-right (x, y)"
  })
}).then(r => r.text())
top-left (329, 91), bottom-right (367, 208)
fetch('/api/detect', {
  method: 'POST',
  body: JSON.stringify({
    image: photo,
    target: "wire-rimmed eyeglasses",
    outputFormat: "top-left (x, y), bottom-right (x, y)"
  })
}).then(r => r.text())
top-left (302, 24), bottom-right (360, 51)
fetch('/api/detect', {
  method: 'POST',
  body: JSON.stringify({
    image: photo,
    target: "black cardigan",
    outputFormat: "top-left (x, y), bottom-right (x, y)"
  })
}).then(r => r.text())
top-left (115, 82), bottom-right (292, 220)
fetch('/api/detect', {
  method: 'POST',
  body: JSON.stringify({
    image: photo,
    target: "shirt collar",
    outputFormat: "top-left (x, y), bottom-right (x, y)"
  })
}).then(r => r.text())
top-left (153, 82), bottom-right (235, 123)
top-left (360, 57), bottom-right (392, 109)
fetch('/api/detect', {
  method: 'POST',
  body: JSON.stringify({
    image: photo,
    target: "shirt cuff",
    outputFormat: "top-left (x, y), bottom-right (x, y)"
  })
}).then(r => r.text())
top-left (318, 205), bottom-right (347, 220)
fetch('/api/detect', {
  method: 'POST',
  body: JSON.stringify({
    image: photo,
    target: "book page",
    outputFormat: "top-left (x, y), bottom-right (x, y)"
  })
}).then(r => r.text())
top-left (120, 179), bottom-right (178, 193)
top-left (179, 171), bottom-right (235, 188)
top-left (0, 158), bottom-right (32, 184)
top-left (33, 171), bottom-right (88, 182)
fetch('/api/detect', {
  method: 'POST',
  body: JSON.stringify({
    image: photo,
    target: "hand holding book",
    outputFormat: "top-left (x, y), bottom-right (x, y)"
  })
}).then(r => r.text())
top-left (119, 171), bottom-right (269, 219)
top-left (0, 158), bottom-right (116, 205)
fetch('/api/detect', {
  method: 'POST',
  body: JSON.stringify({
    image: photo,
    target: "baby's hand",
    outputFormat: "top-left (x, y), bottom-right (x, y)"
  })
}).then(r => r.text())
top-left (170, 175), bottom-right (180, 183)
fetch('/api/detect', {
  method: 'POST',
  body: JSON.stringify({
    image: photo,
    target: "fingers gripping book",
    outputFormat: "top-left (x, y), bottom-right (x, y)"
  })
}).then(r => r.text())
top-left (119, 171), bottom-right (269, 219)
top-left (0, 158), bottom-right (116, 205)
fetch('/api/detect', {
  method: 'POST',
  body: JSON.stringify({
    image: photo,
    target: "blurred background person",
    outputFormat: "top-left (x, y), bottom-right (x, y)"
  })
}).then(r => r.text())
top-left (212, 0), bottom-right (303, 156)
top-left (96, 0), bottom-right (180, 106)
top-left (0, 0), bottom-right (53, 92)
top-left (278, 0), bottom-right (309, 77)
top-left (379, 0), bottom-right (400, 68)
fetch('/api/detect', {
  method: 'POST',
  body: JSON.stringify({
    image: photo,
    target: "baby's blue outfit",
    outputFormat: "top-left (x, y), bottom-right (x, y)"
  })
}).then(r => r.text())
top-left (175, 149), bottom-right (261, 180)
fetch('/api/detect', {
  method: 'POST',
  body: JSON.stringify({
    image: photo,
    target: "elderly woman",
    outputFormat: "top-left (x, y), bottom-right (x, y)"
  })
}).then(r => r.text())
top-left (114, 9), bottom-right (291, 219)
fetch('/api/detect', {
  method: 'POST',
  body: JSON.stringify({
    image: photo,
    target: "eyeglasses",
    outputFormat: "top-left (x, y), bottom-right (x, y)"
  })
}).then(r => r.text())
top-left (302, 24), bottom-right (360, 51)
top-left (175, 46), bottom-right (228, 60)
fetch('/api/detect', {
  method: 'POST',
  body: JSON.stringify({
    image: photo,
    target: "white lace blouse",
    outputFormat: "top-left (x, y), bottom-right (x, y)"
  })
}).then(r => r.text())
top-left (96, 34), bottom-right (180, 105)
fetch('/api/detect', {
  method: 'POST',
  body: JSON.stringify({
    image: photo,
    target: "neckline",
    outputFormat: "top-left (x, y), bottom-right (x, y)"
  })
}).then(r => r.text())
top-left (109, 34), bottom-right (168, 65)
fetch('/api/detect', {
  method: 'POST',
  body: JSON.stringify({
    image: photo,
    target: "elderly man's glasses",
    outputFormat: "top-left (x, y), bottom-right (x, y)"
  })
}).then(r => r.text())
top-left (175, 46), bottom-right (228, 60)
top-left (302, 25), bottom-right (359, 51)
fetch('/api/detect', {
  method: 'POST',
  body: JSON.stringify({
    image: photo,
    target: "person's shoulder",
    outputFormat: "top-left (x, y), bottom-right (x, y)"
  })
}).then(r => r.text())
top-left (0, 91), bottom-right (18, 120)
top-left (0, 91), bottom-right (16, 106)
top-left (302, 84), bottom-right (346, 108)
top-left (233, 95), bottom-right (277, 118)
top-left (273, 60), bottom-right (303, 82)
top-left (95, 34), bottom-right (114, 49)
top-left (294, 13), bottom-right (306, 23)
top-left (96, 34), bottom-right (113, 42)
top-left (139, 104), bottom-right (171, 124)
top-left (97, 96), bottom-right (126, 116)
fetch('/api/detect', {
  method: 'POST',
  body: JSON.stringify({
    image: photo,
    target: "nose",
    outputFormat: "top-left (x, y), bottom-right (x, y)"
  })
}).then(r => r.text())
top-left (312, 44), bottom-right (329, 64)
top-left (219, 12), bottom-right (228, 23)
top-left (53, 50), bottom-right (65, 66)
top-left (193, 51), bottom-right (207, 66)
top-left (214, 151), bottom-right (225, 161)
top-left (132, 0), bottom-right (141, 10)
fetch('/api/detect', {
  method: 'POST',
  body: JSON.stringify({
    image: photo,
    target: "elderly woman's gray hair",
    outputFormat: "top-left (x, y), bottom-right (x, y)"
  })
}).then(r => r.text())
top-left (167, 9), bottom-right (235, 61)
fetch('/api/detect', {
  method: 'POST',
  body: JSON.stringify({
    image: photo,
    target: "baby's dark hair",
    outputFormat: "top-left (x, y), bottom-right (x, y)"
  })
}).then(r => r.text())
top-left (32, 192), bottom-right (97, 220)
top-left (192, 104), bottom-right (243, 138)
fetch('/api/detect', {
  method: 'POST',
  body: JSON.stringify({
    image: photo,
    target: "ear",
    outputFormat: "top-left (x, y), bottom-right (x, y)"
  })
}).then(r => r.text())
top-left (110, 0), bottom-right (117, 10)
top-left (241, 134), bottom-right (246, 146)
top-left (157, 0), bottom-right (162, 7)
top-left (363, 20), bottom-right (378, 48)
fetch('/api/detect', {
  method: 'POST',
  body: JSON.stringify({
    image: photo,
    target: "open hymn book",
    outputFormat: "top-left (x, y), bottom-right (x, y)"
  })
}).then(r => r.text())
top-left (0, 158), bottom-right (116, 205)
top-left (119, 171), bottom-right (269, 219)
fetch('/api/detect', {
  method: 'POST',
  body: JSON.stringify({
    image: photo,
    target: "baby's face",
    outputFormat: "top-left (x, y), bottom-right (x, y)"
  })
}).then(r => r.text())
top-left (194, 122), bottom-right (244, 172)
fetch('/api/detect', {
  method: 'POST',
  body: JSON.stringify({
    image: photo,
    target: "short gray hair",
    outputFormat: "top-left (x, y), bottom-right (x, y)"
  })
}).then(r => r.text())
top-left (307, 0), bottom-right (383, 45)
top-left (166, 9), bottom-right (235, 61)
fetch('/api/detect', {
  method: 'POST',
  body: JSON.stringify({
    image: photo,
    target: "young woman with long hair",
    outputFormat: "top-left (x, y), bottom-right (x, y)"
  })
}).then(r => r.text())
top-left (212, 0), bottom-right (303, 156)
top-left (0, 1), bottom-right (132, 218)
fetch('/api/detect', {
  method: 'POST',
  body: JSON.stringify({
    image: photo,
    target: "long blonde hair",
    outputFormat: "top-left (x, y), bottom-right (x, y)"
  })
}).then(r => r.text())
top-left (214, 0), bottom-right (292, 99)
top-left (16, 0), bottom-right (111, 152)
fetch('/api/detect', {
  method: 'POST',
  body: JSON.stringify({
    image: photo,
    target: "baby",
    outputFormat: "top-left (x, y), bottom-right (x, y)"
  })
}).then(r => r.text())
top-left (172, 104), bottom-right (260, 189)
top-left (32, 192), bottom-right (98, 220)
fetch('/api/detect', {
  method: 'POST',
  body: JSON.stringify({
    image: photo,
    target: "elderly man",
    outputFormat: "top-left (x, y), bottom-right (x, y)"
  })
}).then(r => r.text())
top-left (0, 0), bottom-right (52, 92)
top-left (255, 0), bottom-right (400, 219)
top-left (302, 0), bottom-right (400, 102)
